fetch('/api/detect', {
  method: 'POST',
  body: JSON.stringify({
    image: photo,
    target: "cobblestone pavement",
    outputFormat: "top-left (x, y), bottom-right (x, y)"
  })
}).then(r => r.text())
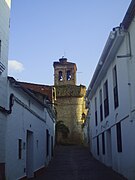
top-left (33, 145), bottom-right (126, 180)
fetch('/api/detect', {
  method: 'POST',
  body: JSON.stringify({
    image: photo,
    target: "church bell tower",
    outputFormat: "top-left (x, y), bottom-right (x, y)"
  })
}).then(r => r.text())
top-left (53, 57), bottom-right (77, 86)
top-left (53, 57), bottom-right (86, 144)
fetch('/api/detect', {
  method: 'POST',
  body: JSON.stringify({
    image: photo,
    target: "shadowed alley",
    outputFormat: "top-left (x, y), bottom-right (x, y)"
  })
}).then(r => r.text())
top-left (33, 145), bottom-right (126, 180)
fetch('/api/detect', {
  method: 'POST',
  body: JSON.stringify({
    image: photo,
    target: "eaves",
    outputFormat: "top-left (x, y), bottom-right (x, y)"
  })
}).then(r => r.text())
top-left (8, 76), bottom-right (48, 108)
top-left (87, 29), bottom-right (125, 99)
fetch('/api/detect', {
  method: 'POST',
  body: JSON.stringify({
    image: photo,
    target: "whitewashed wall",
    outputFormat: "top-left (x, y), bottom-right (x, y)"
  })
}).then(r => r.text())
top-left (0, 0), bottom-right (11, 166)
top-left (88, 17), bottom-right (135, 180)
top-left (5, 82), bottom-right (55, 180)
top-left (0, 0), bottom-right (11, 106)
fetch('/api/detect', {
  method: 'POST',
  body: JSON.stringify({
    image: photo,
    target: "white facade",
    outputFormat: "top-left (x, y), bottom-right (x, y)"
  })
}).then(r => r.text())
top-left (5, 77), bottom-right (55, 180)
top-left (0, 0), bottom-right (11, 178)
top-left (0, 0), bottom-right (11, 106)
top-left (86, 1), bottom-right (135, 180)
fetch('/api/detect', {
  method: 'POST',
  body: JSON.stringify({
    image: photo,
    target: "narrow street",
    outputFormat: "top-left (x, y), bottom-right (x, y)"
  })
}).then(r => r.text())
top-left (33, 145), bottom-right (126, 180)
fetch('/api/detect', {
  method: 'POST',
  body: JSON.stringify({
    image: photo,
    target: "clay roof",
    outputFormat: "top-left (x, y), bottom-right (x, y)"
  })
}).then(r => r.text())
top-left (17, 81), bottom-right (53, 101)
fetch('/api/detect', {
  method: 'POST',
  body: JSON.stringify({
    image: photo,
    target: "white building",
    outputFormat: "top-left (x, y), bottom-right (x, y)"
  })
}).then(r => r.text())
top-left (6, 77), bottom-right (55, 180)
top-left (0, 0), bottom-right (56, 179)
top-left (0, 0), bottom-right (11, 179)
top-left (86, 1), bottom-right (135, 180)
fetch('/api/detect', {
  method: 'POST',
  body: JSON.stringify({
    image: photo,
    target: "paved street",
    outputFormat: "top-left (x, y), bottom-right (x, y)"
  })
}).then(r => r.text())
top-left (33, 145), bottom-right (126, 180)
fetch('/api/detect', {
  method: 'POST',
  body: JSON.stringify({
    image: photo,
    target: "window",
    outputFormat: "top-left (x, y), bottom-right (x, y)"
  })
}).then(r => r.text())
top-left (116, 122), bottom-right (122, 152)
top-left (59, 71), bottom-right (63, 81)
top-left (102, 132), bottom-right (105, 155)
top-left (36, 140), bottom-right (39, 148)
top-left (51, 136), bottom-right (54, 156)
top-left (18, 139), bottom-right (22, 159)
top-left (52, 87), bottom-right (56, 100)
top-left (95, 97), bottom-right (98, 126)
top-left (113, 66), bottom-right (119, 109)
top-left (103, 80), bottom-right (109, 117)
top-left (99, 89), bottom-right (103, 121)
top-left (67, 70), bottom-right (71, 81)
top-left (46, 129), bottom-right (50, 156)
top-left (97, 136), bottom-right (99, 155)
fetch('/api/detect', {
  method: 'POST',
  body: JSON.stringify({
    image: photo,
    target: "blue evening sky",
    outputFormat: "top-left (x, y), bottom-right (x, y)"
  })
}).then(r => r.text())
top-left (8, 0), bottom-right (131, 87)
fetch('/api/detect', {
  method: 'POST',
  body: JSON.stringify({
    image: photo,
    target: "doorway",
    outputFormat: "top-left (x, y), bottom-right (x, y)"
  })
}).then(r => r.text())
top-left (106, 128), bottom-right (112, 167)
top-left (51, 136), bottom-right (54, 157)
top-left (26, 130), bottom-right (34, 178)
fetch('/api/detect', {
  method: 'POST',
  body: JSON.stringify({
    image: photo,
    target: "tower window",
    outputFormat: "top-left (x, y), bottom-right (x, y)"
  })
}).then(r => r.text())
top-left (59, 71), bottom-right (63, 81)
top-left (67, 70), bottom-right (71, 81)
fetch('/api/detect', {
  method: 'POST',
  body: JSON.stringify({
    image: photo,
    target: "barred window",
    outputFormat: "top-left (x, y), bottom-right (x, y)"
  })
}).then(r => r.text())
top-left (18, 139), bottom-right (22, 159)
top-left (113, 66), bottom-right (119, 109)
top-left (95, 97), bottom-right (98, 126)
top-left (46, 129), bottom-right (50, 156)
top-left (116, 122), bottom-right (122, 152)
top-left (99, 89), bottom-right (103, 121)
top-left (102, 132), bottom-right (105, 155)
top-left (97, 136), bottom-right (99, 155)
top-left (103, 80), bottom-right (109, 117)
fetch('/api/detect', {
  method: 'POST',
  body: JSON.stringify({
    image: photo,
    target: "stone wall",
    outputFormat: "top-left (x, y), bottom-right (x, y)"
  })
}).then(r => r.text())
top-left (55, 85), bottom-right (87, 144)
